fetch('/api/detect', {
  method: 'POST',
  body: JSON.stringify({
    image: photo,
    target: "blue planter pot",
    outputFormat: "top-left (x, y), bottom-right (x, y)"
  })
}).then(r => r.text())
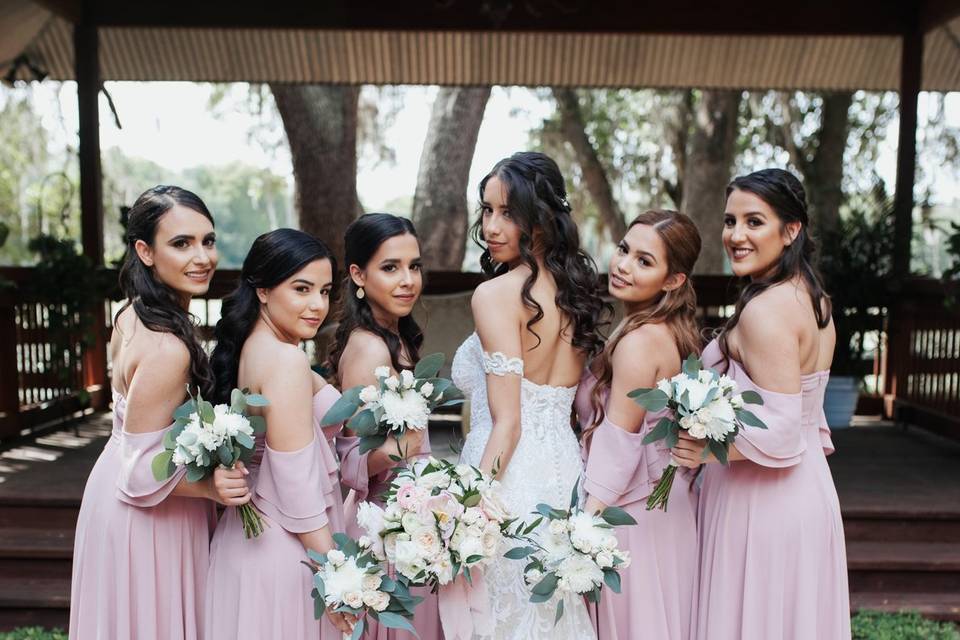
top-left (824, 375), bottom-right (859, 429)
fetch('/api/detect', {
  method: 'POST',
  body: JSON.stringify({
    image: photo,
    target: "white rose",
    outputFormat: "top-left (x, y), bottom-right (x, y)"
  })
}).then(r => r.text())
top-left (363, 589), bottom-right (390, 612)
top-left (730, 393), bottom-right (744, 409)
top-left (549, 519), bottom-right (568, 536)
top-left (615, 550), bottom-right (632, 569)
top-left (401, 511), bottom-right (429, 534)
top-left (687, 420), bottom-right (707, 440)
top-left (675, 377), bottom-right (711, 411)
top-left (454, 534), bottom-right (484, 563)
top-left (656, 378), bottom-right (673, 398)
top-left (374, 366), bottom-right (391, 379)
top-left (383, 532), bottom-right (399, 561)
top-left (359, 385), bottom-right (380, 404)
top-left (327, 549), bottom-right (346, 566)
top-left (343, 591), bottom-right (364, 609)
top-left (596, 551), bottom-right (614, 568)
top-left (525, 568), bottom-right (544, 586)
top-left (479, 491), bottom-right (511, 523)
top-left (400, 369), bottom-right (415, 389)
top-left (697, 369), bottom-right (714, 384)
top-left (418, 470), bottom-right (451, 491)
top-left (419, 381), bottom-right (434, 398)
top-left (362, 573), bottom-right (381, 591)
top-left (358, 535), bottom-right (372, 549)
top-left (719, 374), bottom-right (736, 393)
top-left (384, 376), bottom-right (399, 391)
top-left (394, 538), bottom-right (427, 580)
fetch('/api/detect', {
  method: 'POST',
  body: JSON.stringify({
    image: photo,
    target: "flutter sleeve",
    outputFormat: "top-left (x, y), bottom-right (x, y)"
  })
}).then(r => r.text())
top-left (725, 359), bottom-right (806, 468)
top-left (253, 433), bottom-right (338, 533)
top-left (584, 411), bottom-right (672, 508)
top-left (336, 435), bottom-right (391, 502)
top-left (116, 425), bottom-right (186, 507)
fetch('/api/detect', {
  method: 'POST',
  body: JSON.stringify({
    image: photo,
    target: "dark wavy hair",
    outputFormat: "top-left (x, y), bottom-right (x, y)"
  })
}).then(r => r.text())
top-left (328, 213), bottom-right (424, 381)
top-left (210, 228), bottom-right (336, 404)
top-left (718, 168), bottom-right (832, 358)
top-left (470, 151), bottom-right (608, 355)
top-left (116, 185), bottom-right (215, 397)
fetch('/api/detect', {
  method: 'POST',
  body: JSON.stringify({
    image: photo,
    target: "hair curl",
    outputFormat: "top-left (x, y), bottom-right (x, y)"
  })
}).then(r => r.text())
top-left (583, 210), bottom-right (703, 442)
top-left (116, 185), bottom-right (215, 397)
top-left (328, 213), bottom-right (424, 381)
top-left (718, 168), bottom-right (832, 359)
top-left (470, 151), bottom-right (609, 356)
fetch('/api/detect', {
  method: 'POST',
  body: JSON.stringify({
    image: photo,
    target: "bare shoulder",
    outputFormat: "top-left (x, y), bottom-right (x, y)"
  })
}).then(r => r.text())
top-left (268, 341), bottom-right (312, 371)
top-left (740, 282), bottom-right (807, 332)
top-left (139, 332), bottom-right (191, 370)
top-left (613, 323), bottom-right (677, 370)
top-left (342, 329), bottom-right (391, 363)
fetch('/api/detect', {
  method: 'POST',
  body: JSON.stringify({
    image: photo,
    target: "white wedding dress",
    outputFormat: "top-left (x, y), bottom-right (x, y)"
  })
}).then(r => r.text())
top-left (452, 332), bottom-right (596, 640)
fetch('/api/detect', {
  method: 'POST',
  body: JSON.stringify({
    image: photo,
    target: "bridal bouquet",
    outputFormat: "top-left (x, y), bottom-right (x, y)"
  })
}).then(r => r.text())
top-left (630, 354), bottom-right (766, 510)
top-left (306, 533), bottom-right (422, 640)
top-left (505, 482), bottom-right (635, 623)
top-left (355, 456), bottom-right (521, 590)
top-left (151, 388), bottom-right (268, 537)
top-left (321, 353), bottom-right (463, 454)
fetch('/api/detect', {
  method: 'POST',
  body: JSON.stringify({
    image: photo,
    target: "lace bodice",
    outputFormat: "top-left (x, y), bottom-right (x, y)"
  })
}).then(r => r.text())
top-left (451, 332), bottom-right (595, 639)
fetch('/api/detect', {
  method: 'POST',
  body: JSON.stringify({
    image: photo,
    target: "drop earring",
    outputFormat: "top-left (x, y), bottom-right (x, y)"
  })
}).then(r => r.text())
top-left (356, 287), bottom-right (365, 300)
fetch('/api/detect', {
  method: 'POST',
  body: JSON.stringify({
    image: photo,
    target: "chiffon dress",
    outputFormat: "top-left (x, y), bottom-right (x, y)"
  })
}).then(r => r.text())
top-left (70, 390), bottom-right (216, 640)
top-left (695, 339), bottom-right (850, 640)
top-left (575, 369), bottom-right (699, 640)
top-left (204, 384), bottom-right (347, 640)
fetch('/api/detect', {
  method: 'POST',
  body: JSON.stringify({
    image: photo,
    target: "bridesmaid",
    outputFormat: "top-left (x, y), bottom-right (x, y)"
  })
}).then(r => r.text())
top-left (672, 169), bottom-right (850, 639)
top-left (328, 213), bottom-right (441, 640)
top-left (205, 229), bottom-right (354, 638)
top-left (575, 210), bottom-right (702, 640)
top-left (70, 186), bottom-right (249, 639)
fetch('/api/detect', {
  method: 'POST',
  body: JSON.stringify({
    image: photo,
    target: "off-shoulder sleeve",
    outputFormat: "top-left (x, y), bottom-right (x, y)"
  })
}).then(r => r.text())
top-left (253, 435), bottom-right (336, 533)
top-left (817, 406), bottom-right (835, 456)
top-left (336, 435), bottom-right (389, 501)
top-left (116, 426), bottom-right (185, 507)
top-left (727, 361), bottom-right (806, 468)
top-left (584, 413), bottom-right (670, 508)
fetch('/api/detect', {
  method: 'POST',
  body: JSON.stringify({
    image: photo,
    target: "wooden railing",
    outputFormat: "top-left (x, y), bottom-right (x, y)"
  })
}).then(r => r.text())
top-left (2, 266), bottom-right (956, 441)
top-left (885, 278), bottom-right (960, 438)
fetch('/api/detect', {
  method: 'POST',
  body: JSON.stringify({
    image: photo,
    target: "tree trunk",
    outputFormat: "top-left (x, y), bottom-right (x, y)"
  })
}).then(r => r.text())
top-left (270, 84), bottom-right (360, 262)
top-left (552, 87), bottom-right (627, 241)
top-left (682, 89), bottom-right (742, 274)
top-left (802, 92), bottom-right (853, 237)
top-left (411, 87), bottom-right (491, 270)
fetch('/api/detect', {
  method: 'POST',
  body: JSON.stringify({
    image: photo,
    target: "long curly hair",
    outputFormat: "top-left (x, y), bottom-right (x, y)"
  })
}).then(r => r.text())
top-left (470, 151), bottom-right (609, 356)
top-left (116, 185), bottom-right (215, 397)
top-left (583, 210), bottom-right (703, 441)
top-left (328, 213), bottom-right (424, 381)
top-left (718, 169), bottom-right (832, 359)
top-left (210, 229), bottom-right (336, 404)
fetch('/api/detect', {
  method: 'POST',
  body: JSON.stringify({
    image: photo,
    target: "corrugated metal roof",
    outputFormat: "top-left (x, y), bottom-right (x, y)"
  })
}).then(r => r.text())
top-left (15, 16), bottom-right (960, 91)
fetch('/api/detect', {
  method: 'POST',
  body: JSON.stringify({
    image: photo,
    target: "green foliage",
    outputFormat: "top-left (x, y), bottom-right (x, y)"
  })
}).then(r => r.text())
top-left (0, 628), bottom-right (68, 640)
top-left (943, 221), bottom-right (960, 282)
top-left (819, 182), bottom-right (895, 377)
top-left (851, 610), bottom-right (960, 640)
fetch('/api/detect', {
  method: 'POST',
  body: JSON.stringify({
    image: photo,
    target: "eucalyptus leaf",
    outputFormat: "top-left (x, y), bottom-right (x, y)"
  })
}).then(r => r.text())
top-left (504, 546), bottom-right (537, 559)
top-left (320, 390), bottom-right (362, 426)
top-left (349, 616), bottom-right (365, 640)
top-left (185, 464), bottom-right (206, 483)
top-left (601, 506), bottom-right (637, 526)
top-left (554, 599), bottom-right (564, 625)
top-left (162, 423), bottom-right (186, 450)
top-left (244, 393), bottom-right (270, 407)
top-left (531, 571), bottom-right (559, 596)
top-left (358, 433), bottom-right (388, 454)
top-left (736, 408), bottom-right (767, 429)
top-left (630, 388), bottom-right (670, 412)
top-left (377, 611), bottom-right (418, 636)
top-left (682, 354), bottom-right (702, 378)
top-left (603, 568), bottom-right (622, 593)
top-left (151, 450), bottom-right (175, 481)
top-left (199, 400), bottom-right (215, 424)
top-left (248, 415), bottom-right (266, 435)
top-left (740, 390), bottom-right (764, 406)
top-left (641, 417), bottom-right (674, 445)
top-left (235, 430), bottom-right (255, 450)
top-left (569, 478), bottom-right (580, 510)
top-left (708, 439), bottom-right (729, 465)
top-left (216, 444), bottom-right (234, 466)
top-left (414, 352), bottom-right (445, 379)
top-left (230, 388), bottom-right (246, 413)
top-left (348, 409), bottom-right (379, 436)
top-left (173, 399), bottom-right (195, 421)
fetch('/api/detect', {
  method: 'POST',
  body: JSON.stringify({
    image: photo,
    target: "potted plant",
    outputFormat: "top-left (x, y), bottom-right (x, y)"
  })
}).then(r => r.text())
top-left (818, 186), bottom-right (894, 428)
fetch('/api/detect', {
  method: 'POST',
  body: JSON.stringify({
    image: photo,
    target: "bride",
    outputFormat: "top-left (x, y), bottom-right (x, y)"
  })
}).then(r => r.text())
top-left (453, 152), bottom-right (609, 639)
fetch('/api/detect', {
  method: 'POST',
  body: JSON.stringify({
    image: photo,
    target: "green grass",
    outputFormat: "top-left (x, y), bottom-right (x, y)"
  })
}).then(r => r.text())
top-left (852, 611), bottom-right (960, 640)
top-left (2, 611), bottom-right (958, 640)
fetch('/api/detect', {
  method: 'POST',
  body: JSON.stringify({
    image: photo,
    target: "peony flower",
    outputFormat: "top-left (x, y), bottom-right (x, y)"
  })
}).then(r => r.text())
top-left (556, 553), bottom-right (604, 593)
top-left (323, 557), bottom-right (366, 604)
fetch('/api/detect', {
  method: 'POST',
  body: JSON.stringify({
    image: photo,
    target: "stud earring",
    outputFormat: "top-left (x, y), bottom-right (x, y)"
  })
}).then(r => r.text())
top-left (356, 287), bottom-right (365, 300)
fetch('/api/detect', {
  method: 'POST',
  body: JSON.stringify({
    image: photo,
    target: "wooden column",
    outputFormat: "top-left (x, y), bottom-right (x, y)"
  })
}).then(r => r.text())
top-left (75, 15), bottom-right (109, 405)
top-left (892, 22), bottom-right (922, 279)
top-left (885, 18), bottom-right (923, 413)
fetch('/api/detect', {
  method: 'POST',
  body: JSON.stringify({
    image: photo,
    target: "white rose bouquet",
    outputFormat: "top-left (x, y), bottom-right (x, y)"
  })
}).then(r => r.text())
top-left (505, 481), bottom-right (636, 623)
top-left (630, 354), bottom-right (766, 510)
top-left (321, 353), bottom-right (463, 455)
top-left (306, 533), bottom-right (423, 640)
top-left (357, 457), bottom-right (523, 591)
top-left (151, 388), bottom-right (268, 537)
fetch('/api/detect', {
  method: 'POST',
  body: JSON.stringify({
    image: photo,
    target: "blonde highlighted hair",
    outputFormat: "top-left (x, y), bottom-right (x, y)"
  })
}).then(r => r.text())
top-left (583, 210), bottom-right (703, 441)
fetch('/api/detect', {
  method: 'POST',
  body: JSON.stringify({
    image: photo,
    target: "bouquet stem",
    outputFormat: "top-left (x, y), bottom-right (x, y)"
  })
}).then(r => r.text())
top-left (238, 503), bottom-right (266, 538)
top-left (645, 462), bottom-right (678, 511)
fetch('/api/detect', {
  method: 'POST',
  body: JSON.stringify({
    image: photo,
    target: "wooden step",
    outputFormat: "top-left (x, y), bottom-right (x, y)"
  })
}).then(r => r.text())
top-left (0, 504), bottom-right (80, 529)
top-left (844, 515), bottom-right (960, 543)
top-left (0, 527), bottom-right (74, 579)
top-left (847, 541), bottom-right (960, 592)
top-left (851, 592), bottom-right (960, 623)
top-left (0, 576), bottom-right (70, 632)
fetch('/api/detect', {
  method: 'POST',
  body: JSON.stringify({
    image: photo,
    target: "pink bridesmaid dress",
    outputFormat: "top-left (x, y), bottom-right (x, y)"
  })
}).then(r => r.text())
top-left (695, 339), bottom-right (850, 640)
top-left (338, 429), bottom-right (444, 640)
top-left (575, 370), bottom-right (699, 640)
top-left (204, 385), bottom-right (347, 640)
top-left (70, 390), bottom-right (217, 639)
